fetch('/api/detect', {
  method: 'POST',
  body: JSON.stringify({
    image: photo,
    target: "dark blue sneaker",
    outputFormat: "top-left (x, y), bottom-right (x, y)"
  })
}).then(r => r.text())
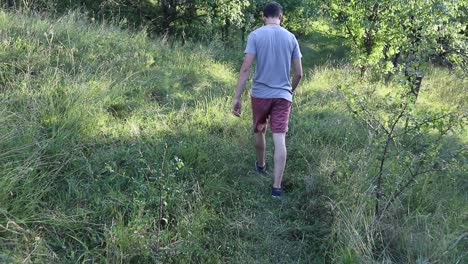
top-left (255, 161), bottom-right (267, 173)
top-left (271, 187), bottom-right (282, 198)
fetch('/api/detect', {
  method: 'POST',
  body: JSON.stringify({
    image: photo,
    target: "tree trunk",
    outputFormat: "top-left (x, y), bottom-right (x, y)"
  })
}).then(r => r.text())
top-left (392, 51), bottom-right (401, 68)
top-left (241, 25), bottom-right (246, 43)
top-left (360, 66), bottom-right (367, 78)
top-left (211, 3), bottom-right (217, 37)
top-left (224, 17), bottom-right (231, 43)
top-left (187, 0), bottom-right (196, 22)
top-left (161, 0), bottom-right (177, 36)
top-left (161, 0), bottom-right (170, 35)
top-left (6, 0), bottom-right (15, 8)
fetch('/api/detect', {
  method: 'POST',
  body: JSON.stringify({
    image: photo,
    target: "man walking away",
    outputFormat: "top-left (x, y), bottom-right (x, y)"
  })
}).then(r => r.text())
top-left (232, 2), bottom-right (303, 198)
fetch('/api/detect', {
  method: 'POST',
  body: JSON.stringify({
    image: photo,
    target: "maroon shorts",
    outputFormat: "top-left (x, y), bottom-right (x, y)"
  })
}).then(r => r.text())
top-left (251, 96), bottom-right (292, 133)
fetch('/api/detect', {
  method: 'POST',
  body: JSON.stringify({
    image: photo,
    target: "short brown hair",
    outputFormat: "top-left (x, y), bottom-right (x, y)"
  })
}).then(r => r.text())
top-left (263, 2), bottom-right (283, 18)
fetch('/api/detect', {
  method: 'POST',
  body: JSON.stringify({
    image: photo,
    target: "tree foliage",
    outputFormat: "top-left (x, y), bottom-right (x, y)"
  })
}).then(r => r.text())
top-left (1, 0), bottom-right (320, 42)
top-left (324, 0), bottom-right (467, 78)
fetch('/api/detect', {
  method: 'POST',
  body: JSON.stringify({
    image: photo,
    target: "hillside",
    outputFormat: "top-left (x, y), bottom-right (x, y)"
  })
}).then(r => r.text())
top-left (0, 11), bottom-right (466, 263)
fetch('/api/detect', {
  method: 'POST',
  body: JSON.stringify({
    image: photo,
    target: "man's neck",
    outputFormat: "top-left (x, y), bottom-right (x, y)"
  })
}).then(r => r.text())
top-left (264, 17), bottom-right (281, 26)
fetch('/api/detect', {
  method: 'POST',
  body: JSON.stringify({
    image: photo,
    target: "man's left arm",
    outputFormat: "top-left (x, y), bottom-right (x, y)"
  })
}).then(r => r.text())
top-left (291, 35), bottom-right (303, 93)
top-left (232, 53), bottom-right (255, 117)
top-left (291, 58), bottom-right (303, 92)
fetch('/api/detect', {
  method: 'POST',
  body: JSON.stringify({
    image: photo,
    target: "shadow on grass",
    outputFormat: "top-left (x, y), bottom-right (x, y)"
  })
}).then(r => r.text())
top-left (299, 31), bottom-right (349, 69)
top-left (161, 124), bottom-right (338, 263)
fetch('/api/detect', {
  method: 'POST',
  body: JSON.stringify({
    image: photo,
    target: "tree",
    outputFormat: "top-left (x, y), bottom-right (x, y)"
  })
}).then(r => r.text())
top-left (324, 0), bottom-right (467, 80)
top-left (326, 0), bottom-right (467, 224)
top-left (324, 0), bottom-right (392, 75)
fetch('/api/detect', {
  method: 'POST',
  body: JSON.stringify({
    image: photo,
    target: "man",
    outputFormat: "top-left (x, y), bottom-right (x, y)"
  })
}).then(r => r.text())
top-left (232, 2), bottom-right (303, 198)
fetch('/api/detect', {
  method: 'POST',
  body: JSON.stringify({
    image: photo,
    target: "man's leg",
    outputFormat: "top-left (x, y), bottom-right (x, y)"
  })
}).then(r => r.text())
top-left (251, 97), bottom-right (270, 168)
top-left (272, 133), bottom-right (287, 188)
top-left (254, 130), bottom-right (266, 167)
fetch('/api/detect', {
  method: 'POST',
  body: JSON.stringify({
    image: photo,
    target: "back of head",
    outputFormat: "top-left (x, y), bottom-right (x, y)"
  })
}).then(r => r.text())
top-left (263, 2), bottom-right (283, 18)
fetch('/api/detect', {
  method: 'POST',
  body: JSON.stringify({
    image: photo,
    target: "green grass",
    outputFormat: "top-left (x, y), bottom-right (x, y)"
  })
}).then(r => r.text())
top-left (1, 10), bottom-right (466, 263)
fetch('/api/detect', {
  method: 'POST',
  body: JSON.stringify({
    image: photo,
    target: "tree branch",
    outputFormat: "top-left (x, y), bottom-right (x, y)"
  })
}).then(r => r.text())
top-left (375, 102), bottom-right (408, 216)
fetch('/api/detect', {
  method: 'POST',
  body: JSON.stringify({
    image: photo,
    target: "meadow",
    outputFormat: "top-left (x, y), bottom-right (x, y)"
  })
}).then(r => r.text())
top-left (0, 10), bottom-right (466, 263)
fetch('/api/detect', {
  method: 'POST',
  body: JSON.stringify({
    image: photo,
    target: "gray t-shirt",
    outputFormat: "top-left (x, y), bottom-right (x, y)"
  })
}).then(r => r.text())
top-left (244, 25), bottom-right (302, 102)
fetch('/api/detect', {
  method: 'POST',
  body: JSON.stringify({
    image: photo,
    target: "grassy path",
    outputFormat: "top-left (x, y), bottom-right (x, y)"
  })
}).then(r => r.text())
top-left (171, 32), bottom-right (351, 263)
top-left (221, 169), bottom-right (333, 263)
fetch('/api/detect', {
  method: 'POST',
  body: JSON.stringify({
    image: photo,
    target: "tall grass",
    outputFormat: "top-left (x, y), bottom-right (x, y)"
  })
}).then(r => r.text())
top-left (0, 10), bottom-right (466, 263)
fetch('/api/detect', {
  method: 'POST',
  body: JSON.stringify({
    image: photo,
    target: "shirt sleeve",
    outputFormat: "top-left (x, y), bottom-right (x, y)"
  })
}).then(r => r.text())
top-left (244, 33), bottom-right (256, 55)
top-left (292, 35), bottom-right (302, 59)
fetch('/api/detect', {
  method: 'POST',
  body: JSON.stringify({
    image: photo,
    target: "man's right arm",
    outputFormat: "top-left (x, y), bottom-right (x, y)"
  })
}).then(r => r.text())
top-left (291, 58), bottom-right (303, 92)
top-left (232, 53), bottom-right (255, 117)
